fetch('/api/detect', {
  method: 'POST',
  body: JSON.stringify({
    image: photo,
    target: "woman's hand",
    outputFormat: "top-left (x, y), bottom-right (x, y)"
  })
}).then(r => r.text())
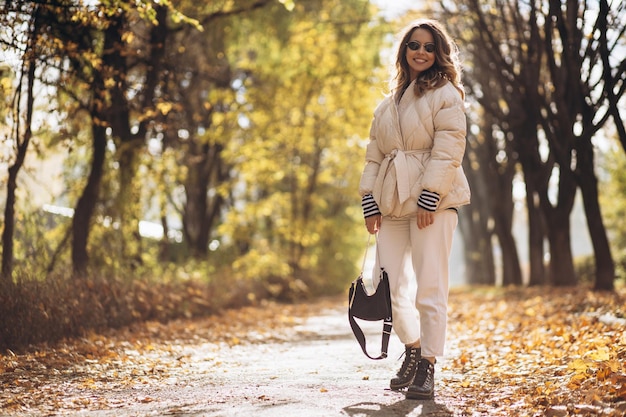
top-left (416, 207), bottom-right (434, 229)
top-left (365, 214), bottom-right (382, 234)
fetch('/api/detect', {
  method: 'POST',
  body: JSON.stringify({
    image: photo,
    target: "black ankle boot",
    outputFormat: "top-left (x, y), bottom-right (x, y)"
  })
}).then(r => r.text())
top-left (406, 358), bottom-right (435, 399)
top-left (389, 346), bottom-right (421, 390)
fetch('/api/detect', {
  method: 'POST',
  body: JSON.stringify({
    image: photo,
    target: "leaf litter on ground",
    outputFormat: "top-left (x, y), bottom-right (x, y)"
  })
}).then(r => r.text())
top-left (1, 285), bottom-right (625, 416)
top-left (442, 285), bottom-right (626, 416)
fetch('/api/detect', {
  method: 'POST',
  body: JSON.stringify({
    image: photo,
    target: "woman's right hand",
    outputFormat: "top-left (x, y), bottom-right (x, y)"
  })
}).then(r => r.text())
top-left (365, 214), bottom-right (382, 234)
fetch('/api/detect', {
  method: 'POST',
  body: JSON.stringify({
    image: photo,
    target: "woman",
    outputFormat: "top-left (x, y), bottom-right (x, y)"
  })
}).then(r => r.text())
top-left (359, 19), bottom-right (470, 400)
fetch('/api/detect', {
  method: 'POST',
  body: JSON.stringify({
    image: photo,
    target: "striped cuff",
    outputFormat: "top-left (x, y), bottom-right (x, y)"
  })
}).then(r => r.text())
top-left (417, 190), bottom-right (440, 212)
top-left (362, 194), bottom-right (381, 218)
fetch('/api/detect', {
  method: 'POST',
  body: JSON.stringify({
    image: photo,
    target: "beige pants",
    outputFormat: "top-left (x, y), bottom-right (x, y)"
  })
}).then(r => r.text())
top-left (373, 210), bottom-right (458, 358)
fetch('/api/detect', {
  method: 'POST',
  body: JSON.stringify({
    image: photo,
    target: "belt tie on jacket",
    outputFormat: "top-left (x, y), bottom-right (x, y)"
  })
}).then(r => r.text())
top-left (384, 149), bottom-right (429, 205)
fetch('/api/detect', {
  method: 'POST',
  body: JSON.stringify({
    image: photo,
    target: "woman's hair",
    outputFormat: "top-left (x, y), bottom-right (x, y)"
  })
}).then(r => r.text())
top-left (392, 19), bottom-right (464, 99)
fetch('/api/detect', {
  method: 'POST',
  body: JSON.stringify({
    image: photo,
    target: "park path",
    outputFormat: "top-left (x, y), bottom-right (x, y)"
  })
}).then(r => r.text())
top-left (1, 296), bottom-right (462, 417)
top-left (2, 286), bottom-right (625, 416)
top-left (77, 305), bottom-right (454, 417)
top-left (69, 302), bottom-right (456, 417)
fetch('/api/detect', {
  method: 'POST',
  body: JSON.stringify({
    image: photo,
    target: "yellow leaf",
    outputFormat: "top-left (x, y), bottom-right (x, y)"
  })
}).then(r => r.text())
top-left (607, 359), bottom-right (622, 372)
top-left (156, 102), bottom-right (173, 115)
top-left (568, 358), bottom-right (589, 374)
top-left (104, 77), bottom-right (116, 88)
top-left (586, 346), bottom-right (610, 361)
top-left (569, 373), bottom-right (587, 383)
top-left (122, 31), bottom-right (134, 44)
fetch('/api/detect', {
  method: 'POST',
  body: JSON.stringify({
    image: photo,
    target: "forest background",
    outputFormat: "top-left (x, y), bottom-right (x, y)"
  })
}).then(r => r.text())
top-left (0, 0), bottom-right (625, 351)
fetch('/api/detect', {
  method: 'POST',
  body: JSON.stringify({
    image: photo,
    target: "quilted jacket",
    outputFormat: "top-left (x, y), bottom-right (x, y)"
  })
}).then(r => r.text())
top-left (359, 80), bottom-right (471, 218)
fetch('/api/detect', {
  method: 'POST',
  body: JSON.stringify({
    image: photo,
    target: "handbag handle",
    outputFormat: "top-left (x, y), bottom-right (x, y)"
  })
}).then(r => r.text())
top-left (349, 233), bottom-right (392, 360)
top-left (358, 233), bottom-right (384, 290)
top-left (360, 233), bottom-right (372, 273)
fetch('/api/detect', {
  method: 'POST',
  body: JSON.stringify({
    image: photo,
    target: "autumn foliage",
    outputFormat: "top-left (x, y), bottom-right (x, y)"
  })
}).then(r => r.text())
top-left (0, 276), bottom-right (226, 351)
top-left (444, 285), bottom-right (626, 416)
top-left (1, 285), bottom-right (625, 416)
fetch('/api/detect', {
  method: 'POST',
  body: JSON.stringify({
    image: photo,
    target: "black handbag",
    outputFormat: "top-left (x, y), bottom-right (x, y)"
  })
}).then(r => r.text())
top-left (348, 235), bottom-right (392, 360)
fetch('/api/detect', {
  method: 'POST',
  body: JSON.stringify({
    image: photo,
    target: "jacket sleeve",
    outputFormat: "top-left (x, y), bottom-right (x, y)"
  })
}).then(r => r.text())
top-left (359, 114), bottom-right (385, 197)
top-left (420, 84), bottom-right (466, 200)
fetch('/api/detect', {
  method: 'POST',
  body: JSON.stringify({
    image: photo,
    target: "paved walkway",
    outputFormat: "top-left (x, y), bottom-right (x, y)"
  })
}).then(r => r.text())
top-left (71, 303), bottom-right (459, 416)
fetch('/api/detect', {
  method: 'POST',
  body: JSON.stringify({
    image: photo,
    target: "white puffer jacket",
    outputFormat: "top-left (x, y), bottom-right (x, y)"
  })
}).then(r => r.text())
top-left (359, 80), bottom-right (471, 218)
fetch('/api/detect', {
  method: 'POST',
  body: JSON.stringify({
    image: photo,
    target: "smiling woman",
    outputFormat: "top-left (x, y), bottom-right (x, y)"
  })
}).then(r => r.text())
top-left (357, 18), bottom-right (469, 400)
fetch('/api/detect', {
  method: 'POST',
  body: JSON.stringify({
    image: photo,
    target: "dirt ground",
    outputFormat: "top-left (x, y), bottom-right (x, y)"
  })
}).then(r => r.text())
top-left (2, 287), bottom-right (625, 417)
top-left (2, 300), bottom-right (457, 416)
top-left (70, 305), bottom-right (454, 417)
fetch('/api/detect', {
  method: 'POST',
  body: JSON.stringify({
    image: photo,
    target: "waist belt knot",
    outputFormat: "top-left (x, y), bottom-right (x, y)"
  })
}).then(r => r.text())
top-left (384, 149), bottom-right (429, 205)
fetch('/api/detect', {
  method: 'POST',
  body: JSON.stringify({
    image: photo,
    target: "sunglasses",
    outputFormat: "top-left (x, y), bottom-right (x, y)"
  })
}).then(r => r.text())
top-left (406, 41), bottom-right (435, 53)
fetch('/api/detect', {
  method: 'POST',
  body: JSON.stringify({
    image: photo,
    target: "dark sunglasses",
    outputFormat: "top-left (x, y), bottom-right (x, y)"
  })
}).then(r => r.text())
top-left (406, 41), bottom-right (435, 53)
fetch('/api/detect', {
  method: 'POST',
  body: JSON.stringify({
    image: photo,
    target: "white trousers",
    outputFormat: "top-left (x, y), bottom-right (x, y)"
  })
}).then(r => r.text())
top-left (374, 211), bottom-right (457, 358)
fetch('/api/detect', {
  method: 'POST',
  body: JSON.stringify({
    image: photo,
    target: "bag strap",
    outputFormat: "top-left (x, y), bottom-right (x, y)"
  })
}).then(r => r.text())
top-left (349, 233), bottom-right (391, 360)
top-left (348, 312), bottom-right (392, 360)
top-left (360, 233), bottom-right (372, 272)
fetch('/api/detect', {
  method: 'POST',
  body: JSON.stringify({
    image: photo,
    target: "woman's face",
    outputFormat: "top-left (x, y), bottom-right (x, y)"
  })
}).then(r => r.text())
top-left (405, 28), bottom-right (436, 81)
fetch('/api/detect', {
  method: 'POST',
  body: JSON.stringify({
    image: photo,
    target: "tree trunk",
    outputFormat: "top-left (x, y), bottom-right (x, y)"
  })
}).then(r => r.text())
top-left (525, 186), bottom-right (547, 286)
top-left (72, 122), bottom-right (107, 276)
top-left (1, 165), bottom-right (18, 282)
top-left (182, 142), bottom-right (227, 259)
top-left (458, 155), bottom-right (496, 285)
top-left (491, 160), bottom-right (522, 286)
top-left (1, 36), bottom-right (36, 283)
top-left (105, 12), bottom-right (140, 266)
top-left (71, 16), bottom-right (124, 276)
top-left (115, 145), bottom-right (143, 266)
top-left (516, 121), bottom-right (550, 287)
top-left (541, 165), bottom-right (578, 286)
top-left (106, 5), bottom-right (168, 267)
top-left (546, 213), bottom-right (577, 286)
top-left (576, 141), bottom-right (615, 291)
top-left (182, 149), bottom-right (211, 259)
top-left (171, 14), bottom-right (231, 260)
top-left (158, 214), bottom-right (170, 262)
top-left (496, 217), bottom-right (522, 286)
top-left (458, 207), bottom-right (495, 285)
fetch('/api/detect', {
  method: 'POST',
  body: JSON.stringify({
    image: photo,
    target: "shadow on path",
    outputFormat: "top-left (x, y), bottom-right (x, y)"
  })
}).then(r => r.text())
top-left (343, 398), bottom-right (453, 417)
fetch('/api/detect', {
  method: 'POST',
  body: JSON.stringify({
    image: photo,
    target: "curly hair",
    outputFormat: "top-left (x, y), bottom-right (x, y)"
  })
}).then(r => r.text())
top-left (392, 19), bottom-right (464, 99)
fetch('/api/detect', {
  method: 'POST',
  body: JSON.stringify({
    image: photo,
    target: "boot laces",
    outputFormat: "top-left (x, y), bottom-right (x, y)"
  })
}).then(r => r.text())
top-left (414, 359), bottom-right (433, 385)
top-left (397, 348), bottom-right (418, 376)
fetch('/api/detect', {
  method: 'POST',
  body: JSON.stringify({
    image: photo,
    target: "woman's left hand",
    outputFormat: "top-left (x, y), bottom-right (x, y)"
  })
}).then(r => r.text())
top-left (416, 207), bottom-right (434, 229)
